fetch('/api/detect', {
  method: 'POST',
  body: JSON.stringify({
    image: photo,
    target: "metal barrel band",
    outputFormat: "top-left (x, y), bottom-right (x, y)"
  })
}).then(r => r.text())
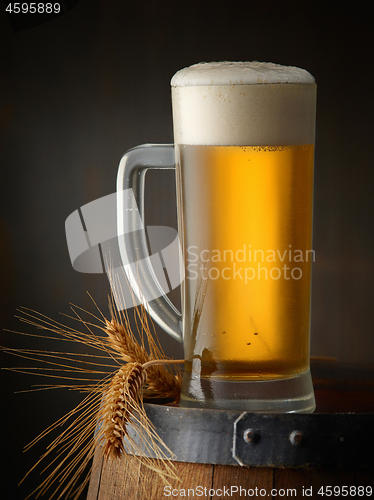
top-left (126, 404), bottom-right (374, 469)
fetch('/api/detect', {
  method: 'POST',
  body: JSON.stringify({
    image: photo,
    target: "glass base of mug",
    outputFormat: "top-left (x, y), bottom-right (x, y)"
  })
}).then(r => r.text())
top-left (180, 368), bottom-right (315, 413)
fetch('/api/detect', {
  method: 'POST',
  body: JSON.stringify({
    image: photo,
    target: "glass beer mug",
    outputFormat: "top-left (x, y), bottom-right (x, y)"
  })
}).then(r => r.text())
top-left (117, 62), bottom-right (317, 412)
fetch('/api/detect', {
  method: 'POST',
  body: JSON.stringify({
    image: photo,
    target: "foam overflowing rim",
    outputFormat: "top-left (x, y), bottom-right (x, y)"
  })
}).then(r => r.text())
top-left (171, 61), bottom-right (315, 87)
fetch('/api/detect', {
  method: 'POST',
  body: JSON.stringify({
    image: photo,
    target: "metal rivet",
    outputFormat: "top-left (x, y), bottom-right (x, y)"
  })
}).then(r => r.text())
top-left (289, 430), bottom-right (305, 446)
top-left (243, 428), bottom-right (260, 444)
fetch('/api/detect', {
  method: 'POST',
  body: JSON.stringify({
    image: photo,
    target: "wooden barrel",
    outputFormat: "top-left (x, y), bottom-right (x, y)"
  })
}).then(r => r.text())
top-left (87, 361), bottom-right (374, 500)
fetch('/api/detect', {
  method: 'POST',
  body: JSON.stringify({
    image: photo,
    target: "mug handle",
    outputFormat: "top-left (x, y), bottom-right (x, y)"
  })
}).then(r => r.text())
top-left (116, 144), bottom-right (183, 343)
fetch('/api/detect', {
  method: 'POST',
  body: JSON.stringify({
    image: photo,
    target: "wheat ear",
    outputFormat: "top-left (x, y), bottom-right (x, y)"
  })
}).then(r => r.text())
top-left (99, 362), bottom-right (146, 459)
top-left (98, 359), bottom-right (184, 461)
top-left (103, 316), bottom-right (182, 402)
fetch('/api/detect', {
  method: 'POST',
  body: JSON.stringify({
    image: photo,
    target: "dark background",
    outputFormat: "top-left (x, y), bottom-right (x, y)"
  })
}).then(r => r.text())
top-left (1, 1), bottom-right (373, 498)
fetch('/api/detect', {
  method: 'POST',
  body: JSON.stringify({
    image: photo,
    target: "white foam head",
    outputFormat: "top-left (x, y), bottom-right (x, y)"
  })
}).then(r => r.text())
top-left (171, 61), bottom-right (316, 146)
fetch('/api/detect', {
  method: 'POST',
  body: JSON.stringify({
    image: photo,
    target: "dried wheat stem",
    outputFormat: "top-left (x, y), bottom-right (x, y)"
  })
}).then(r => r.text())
top-left (142, 359), bottom-right (185, 370)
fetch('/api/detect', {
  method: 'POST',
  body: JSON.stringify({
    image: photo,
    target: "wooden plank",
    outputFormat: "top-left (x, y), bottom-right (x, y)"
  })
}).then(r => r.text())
top-left (96, 454), bottom-right (141, 500)
top-left (86, 449), bottom-right (103, 500)
top-left (137, 460), bottom-right (214, 499)
top-left (274, 468), bottom-right (356, 499)
top-left (212, 465), bottom-right (273, 498)
top-left (88, 454), bottom-right (372, 500)
top-left (88, 454), bottom-right (215, 500)
top-left (274, 468), bottom-right (315, 497)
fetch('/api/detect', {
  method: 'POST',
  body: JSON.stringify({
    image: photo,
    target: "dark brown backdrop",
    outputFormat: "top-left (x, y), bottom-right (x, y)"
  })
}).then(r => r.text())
top-left (0, 1), bottom-right (373, 498)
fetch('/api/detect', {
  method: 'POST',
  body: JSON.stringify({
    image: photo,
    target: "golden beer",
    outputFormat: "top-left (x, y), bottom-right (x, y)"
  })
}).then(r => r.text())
top-left (171, 61), bottom-right (316, 410)
top-left (176, 144), bottom-right (314, 380)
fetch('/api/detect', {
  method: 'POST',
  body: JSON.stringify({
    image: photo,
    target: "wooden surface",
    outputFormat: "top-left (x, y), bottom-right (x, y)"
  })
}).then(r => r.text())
top-left (87, 453), bottom-right (373, 500)
top-left (87, 362), bottom-right (374, 499)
